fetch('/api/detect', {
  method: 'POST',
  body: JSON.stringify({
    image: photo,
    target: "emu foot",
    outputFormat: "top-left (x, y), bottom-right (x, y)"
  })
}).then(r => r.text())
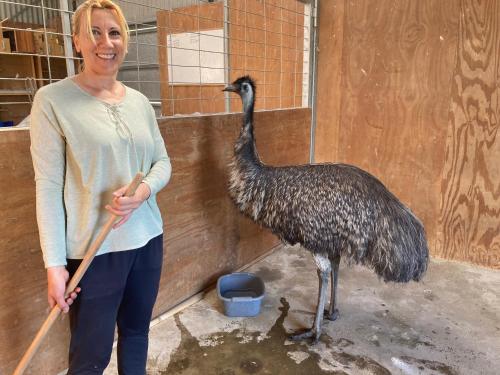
top-left (324, 308), bottom-right (339, 321)
top-left (289, 329), bottom-right (321, 344)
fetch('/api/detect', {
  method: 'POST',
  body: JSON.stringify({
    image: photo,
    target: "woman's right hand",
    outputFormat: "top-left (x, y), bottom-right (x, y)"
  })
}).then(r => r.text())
top-left (47, 266), bottom-right (81, 313)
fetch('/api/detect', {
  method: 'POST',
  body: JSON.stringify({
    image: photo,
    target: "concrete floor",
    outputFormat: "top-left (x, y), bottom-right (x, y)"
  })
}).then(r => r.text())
top-left (104, 244), bottom-right (500, 375)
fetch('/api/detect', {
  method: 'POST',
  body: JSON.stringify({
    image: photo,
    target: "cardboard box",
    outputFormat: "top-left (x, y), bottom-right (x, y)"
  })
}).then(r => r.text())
top-left (0, 22), bottom-right (11, 53)
top-left (33, 29), bottom-right (64, 56)
top-left (32, 29), bottom-right (44, 53)
top-left (0, 37), bottom-right (11, 53)
top-left (33, 29), bottom-right (49, 54)
top-left (47, 40), bottom-right (64, 56)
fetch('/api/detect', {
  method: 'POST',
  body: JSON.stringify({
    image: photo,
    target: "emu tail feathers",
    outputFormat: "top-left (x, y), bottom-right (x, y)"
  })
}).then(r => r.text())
top-left (365, 207), bottom-right (429, 283)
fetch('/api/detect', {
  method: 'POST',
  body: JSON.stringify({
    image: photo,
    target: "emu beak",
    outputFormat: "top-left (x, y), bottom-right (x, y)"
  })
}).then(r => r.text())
top-left (223, 84), bottom-right (237, 92)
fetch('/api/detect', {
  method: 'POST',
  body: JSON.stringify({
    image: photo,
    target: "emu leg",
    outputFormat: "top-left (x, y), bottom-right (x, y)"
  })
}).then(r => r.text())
top-left (290, 268), bottom-right (329, 344)
top-left (325, 255), bottom-right (340, 321)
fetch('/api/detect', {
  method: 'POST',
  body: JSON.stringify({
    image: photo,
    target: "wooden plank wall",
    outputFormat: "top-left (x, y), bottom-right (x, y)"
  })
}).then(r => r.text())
top-left (315, 0), bottom-right (499, 268)
top-left (0, 108), bottom-right (311, 375)
top-left (157, 0), bottom-right (304, 116)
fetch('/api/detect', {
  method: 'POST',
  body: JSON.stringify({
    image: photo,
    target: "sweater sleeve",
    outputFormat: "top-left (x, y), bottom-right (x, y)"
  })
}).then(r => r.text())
top-left (142, 106), bottom-right (172, 196)
top-left (29, 92), bottom-right (68, 268)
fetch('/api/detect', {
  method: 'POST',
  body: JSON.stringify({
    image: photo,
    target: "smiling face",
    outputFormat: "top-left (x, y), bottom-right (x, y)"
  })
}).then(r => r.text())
top-left (73, 8), bottom-right (126, 78)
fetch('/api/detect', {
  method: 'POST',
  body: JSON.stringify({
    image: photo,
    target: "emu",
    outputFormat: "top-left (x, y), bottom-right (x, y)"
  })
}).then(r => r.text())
top-left (223, 76), bottom-right (429, 343)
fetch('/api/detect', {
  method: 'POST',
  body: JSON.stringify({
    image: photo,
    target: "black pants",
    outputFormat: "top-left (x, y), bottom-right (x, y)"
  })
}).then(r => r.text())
top-left (66, 234), bottom-right (163, 375)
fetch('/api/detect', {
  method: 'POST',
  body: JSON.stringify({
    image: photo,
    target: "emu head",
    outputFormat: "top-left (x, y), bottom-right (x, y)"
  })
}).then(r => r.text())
top-left (223, 76), bottom-right (256, 113)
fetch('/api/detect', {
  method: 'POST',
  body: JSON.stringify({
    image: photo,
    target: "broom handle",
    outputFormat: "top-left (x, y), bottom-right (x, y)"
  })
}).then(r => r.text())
top-left (13, 172), bottom-right (144, 375)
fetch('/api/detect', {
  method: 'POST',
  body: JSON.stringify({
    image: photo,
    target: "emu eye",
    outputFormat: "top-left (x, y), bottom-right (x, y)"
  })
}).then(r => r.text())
top-left (242, 84), bottom-right (248, 92)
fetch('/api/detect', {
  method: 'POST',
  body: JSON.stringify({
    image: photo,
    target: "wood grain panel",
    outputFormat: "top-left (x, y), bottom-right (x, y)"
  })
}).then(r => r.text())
top-left (314, 0), bottom-right (344, 162)
top-left (316, 0), bottom-right (499, 267)
top-left (437, 0), bottom-right (500, 268)
top-left (0, 130), bottom-right (70, 374)
top-left (0, 108), bottom-right (311, 374)
top-left (316, 0), bottom-right (460, 255)
top-left (160, 84), bottom-right (226, 116)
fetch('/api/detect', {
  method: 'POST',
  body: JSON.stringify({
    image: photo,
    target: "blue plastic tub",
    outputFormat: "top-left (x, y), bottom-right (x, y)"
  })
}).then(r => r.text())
top-left (217, 272), bottom-right (265, 317)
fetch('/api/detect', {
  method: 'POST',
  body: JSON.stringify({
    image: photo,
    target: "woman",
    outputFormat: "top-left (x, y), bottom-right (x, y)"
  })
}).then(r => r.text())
top-left (29, 0), bottom-right (171, 373)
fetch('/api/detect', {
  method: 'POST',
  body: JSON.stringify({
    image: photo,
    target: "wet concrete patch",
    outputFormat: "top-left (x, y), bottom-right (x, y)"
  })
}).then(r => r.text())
top-left (373, 309), bottom-right (435, 349)
top-left (308, 336), bottom-right (389, 374)
top-left (330, 352), bottom-right (390, 375)
top-left (291, 259), bottom-right (307, 268)
top-left (424, 289), bottom-right (438, 301)
top-left (254, 266), bottom-right (284, 282)
top-left (391, 356), bottom-right (459, 375)
top-left (161, 298), bottom-right (391, 374)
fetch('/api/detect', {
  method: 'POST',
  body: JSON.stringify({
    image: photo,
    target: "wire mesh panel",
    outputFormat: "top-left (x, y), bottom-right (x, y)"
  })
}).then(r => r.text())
top-left (0, 0), bottom-right (77, 125)
top-left (0, 0), bottom-right (314, 125)
top-left (155, 0), bottom-right (312, 115)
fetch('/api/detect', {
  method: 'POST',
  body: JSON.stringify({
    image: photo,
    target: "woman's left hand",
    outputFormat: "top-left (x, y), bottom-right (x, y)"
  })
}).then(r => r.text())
top-left (105, 182), bottom-right (151, 229)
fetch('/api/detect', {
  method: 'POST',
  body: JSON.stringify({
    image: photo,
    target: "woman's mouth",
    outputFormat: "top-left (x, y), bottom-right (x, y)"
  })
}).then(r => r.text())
top-left (96, 53), bottom-right (116, 60)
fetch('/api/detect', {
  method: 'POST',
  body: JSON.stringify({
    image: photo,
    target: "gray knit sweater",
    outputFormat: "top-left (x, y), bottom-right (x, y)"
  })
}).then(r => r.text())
top-left (30, 78), bottom-right (171, 268)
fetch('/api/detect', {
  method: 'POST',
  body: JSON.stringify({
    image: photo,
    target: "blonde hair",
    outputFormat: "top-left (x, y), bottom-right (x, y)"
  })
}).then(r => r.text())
top-left (72, 0), bottom-right (129, 49)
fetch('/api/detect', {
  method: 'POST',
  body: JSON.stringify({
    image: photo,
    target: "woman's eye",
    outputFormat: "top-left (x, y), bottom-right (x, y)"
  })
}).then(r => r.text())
top-left (91, 29), bottom-right (100, 36)
top-left (110, 30), bottom-right (121, 37)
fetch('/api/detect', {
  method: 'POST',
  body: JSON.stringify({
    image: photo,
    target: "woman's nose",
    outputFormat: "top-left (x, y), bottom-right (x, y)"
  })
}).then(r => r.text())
top-left (99, 33), bottom-right (113, 47)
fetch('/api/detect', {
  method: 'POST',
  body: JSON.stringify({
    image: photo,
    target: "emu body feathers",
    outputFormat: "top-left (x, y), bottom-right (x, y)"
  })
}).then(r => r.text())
top-left (230, 162), bottom-right (427, 283)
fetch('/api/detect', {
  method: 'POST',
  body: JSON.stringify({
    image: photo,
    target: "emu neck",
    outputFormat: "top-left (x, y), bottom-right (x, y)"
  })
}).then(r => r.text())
top-left (243, 95), bottom-right (254, 125)
top-left (236, 95), bottom-right (261, 167)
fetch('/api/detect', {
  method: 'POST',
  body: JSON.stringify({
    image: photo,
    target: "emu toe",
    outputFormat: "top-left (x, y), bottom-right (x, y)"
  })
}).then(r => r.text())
top-left (289, 329), bottom-right (321, 344)
top-left (324, 308), bottom-right (339, 321)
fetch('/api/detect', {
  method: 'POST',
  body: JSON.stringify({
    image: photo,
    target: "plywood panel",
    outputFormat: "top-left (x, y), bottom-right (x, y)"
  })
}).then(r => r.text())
top-left (0, 130), bottom-right (70, 374)
top-left (160, 84), bottom-right (226, 115)
top-left (437, 0), bottom-right (500, 268)
top-left (316, 0), bottom-right (499, 267)
top-left (315, 0), bottom-right (460, 258)
top-left (0, 108), bottom-right (311, 374)
top-left (314, 0), bottom-right (344, 162)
